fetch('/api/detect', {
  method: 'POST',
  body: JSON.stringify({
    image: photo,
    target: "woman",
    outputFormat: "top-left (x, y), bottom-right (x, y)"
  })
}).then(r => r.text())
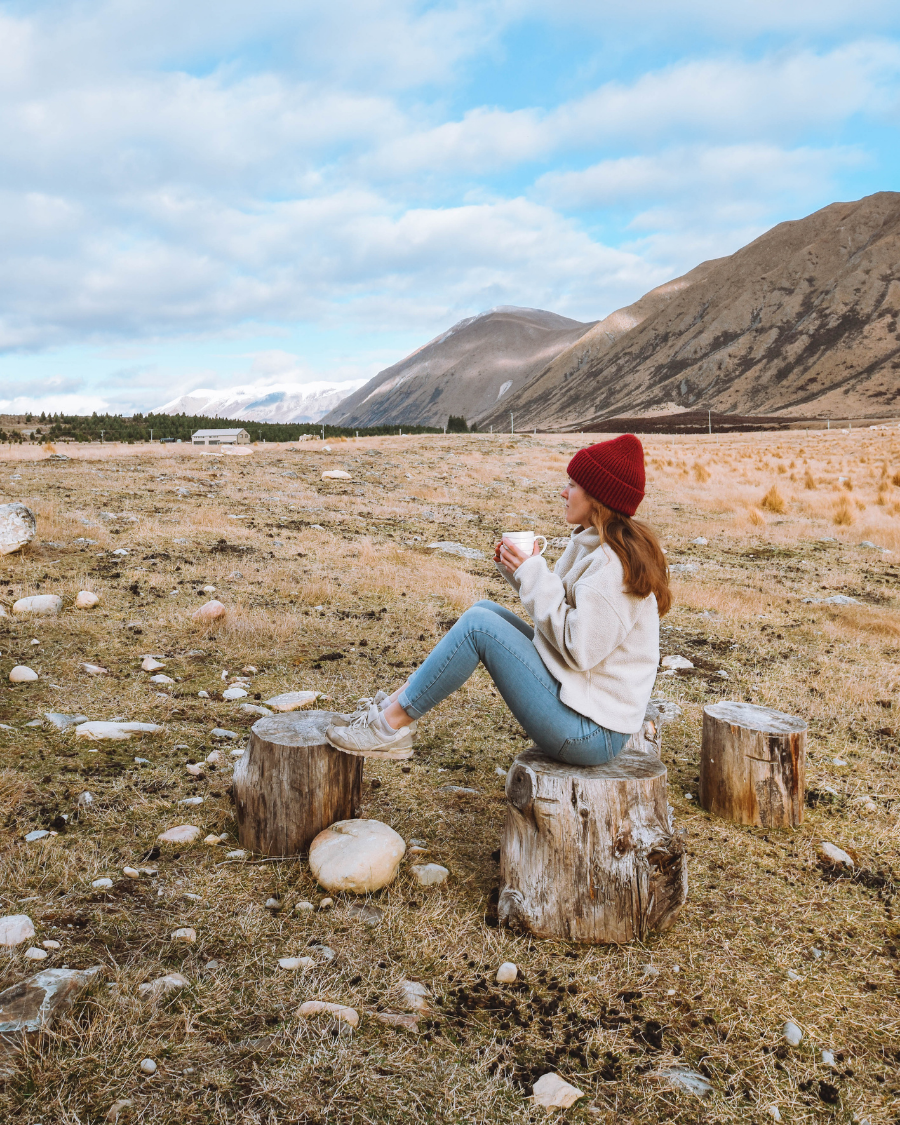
top-left (326, 433), bottom-right (670, 764)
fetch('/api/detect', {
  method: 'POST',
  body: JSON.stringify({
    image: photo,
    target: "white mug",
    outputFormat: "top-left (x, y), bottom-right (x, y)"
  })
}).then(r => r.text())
top-left (502, 530), bottom-right (547, 556)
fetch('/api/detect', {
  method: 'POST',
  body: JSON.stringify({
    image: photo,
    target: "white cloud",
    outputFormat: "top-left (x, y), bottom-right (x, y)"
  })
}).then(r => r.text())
top-left (0, 392), bottom-right (112, 415)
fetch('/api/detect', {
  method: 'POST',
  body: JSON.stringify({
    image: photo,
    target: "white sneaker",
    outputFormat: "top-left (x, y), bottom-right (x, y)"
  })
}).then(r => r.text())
top-left (331, 690), bottom-right (390, 728)
top-left (326, 704), bottom-right (416, 760)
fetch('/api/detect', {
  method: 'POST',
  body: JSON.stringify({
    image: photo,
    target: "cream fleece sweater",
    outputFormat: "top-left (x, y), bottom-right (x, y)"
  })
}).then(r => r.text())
top-left (499, 525), bottom-right (660, 734)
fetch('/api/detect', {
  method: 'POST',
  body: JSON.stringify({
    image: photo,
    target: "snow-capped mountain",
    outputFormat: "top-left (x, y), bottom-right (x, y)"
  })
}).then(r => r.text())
top-left (153, 380), bottom-right (367, 424)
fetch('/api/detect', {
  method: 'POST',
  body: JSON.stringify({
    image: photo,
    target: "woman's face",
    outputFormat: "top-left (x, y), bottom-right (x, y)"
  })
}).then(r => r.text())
top-left (561, 478), bottom-right (593, 527)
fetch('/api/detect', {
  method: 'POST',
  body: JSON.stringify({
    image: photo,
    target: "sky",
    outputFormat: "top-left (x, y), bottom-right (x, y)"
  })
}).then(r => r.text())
top-left (0, 0), bottom-right (898, 416)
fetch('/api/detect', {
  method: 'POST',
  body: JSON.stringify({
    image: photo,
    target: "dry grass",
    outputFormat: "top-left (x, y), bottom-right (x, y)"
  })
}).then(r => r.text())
top-left (0, 429), bottom-right (898, 1124)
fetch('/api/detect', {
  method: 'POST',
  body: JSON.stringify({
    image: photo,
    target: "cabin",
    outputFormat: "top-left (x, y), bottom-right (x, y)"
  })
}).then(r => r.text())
top-left (191, 428), bottom-right (251, 446)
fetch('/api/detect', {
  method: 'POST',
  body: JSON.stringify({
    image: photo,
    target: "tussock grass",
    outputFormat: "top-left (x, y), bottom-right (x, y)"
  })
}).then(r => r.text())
top-left (0, 430), bottom-right (898, 1123)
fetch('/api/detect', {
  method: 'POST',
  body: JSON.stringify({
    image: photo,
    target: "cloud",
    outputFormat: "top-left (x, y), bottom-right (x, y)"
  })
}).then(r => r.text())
top-left (0, 392), bottom-right (112, 415)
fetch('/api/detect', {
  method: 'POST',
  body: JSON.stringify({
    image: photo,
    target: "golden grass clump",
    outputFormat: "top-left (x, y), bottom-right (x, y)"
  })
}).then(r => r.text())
top-left (760, 485), bottom-right (787, 514)
top-left (693, 462), bottom-right (711, 483)
top-left (803, 469), bottom-right (816, 489)
top-left (748, 506), bottom-right (766, 526)
top-left (833, 494), bottom-right (854, 525)
top-left (892, 470), bottom-right (900, 486)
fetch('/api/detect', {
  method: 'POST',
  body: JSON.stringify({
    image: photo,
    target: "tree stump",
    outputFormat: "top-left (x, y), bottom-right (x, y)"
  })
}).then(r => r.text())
top-left (233, 711), bottom-right (363, 856)
top-left (700, 701), bottom-right (806, 828)
top-left (499, 703), bottom-right (687, 944)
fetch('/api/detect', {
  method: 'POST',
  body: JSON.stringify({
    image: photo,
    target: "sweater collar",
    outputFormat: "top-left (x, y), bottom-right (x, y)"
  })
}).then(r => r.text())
top-left (572, 525), bottom-right (602, 550)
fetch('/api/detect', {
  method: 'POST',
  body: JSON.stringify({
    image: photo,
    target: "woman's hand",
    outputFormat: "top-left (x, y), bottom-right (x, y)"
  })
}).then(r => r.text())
top-left (494, 539), bottom-right (541, 572)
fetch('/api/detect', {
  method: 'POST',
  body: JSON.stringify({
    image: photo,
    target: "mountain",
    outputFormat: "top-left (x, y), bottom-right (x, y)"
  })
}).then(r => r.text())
top-left (480, 191), bottom-right (900, 430)
top-left (321, 307), bottom-right (596, 428)
top-left (153, 379), bottom-right (367, 424)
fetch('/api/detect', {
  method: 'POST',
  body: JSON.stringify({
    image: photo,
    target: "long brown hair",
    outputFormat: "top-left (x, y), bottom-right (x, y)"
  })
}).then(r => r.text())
top-left (587, 499), bottom-right (671, 616)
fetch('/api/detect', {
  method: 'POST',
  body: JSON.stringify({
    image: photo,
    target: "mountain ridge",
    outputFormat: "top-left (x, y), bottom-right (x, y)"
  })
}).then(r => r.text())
top-left (154, 379), bottom-right (367, 424)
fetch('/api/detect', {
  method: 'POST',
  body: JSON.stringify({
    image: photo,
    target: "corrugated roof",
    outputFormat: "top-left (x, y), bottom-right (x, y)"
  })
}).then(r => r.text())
top-left (191, 428), bottom-right (249, 437)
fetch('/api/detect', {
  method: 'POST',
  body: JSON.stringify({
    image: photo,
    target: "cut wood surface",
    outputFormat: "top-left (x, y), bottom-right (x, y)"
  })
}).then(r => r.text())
top-left (499, 704), bottom-right (687, 944)
top-left (233, 710), bottom-right (363, 856)
top-left (700, 701), bottom-right (807, 828)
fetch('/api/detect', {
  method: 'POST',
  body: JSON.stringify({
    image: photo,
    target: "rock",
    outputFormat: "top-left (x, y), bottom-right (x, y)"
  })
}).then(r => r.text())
top-left (92, 877), bottom-right (113, 889)
top-left (230, 746), bottom-right (245, 756)
top-left (278, 956), bottom-right (315, 970)
top-left (75, 721), bottom-right (162, 741)
top-left (13, 594), bottom-right (62, 616)
top-left (532, 1072), bottom-right (585, 1109)
top-left (265, 897), bottom-right (282, 911)
top-left (783, 1020), bottom-right (803, 1046)
top-left (205, 749), bottom-right (224, 764)
top-left (427, 541), bottom-right (485, 560)
top-left (853, 795), bottom-right (878, 815)
top-left (495, 962), bottom-right (518, 984)
top-left (0, 965), bottom-right (103, 1077)
top-left (263, 691), bottom-right (319, 712)
top-left (239, 703), bottom-right (273, 717)
top-left (171, 928), bottom-right (196, 943)
top-left (661, 655), bottom-right (694, 670)
top-left (186, 764), bottom-right (202, 776)
top-left (410, 863), bottom-right (449, 886)
top-left (150, 674), bottom-right (175, 685)
top-left (202, 585), bottom-right (216, 593)
top-left (76, 791), bottom-right (94, 807)
top-left (79, 663), bottom-right (108, 675)
top-left (192, 600), bottom-right (227, 622)
top-left (211, 728), bottom-right (239, 740)
top-left (397, 980), bottom-right (429, 1012)
top-left (768, 1107), bottom-right (782, 1122)
top-left (138, 972), bottom-right (189, 999)
top-left (437, 785), bottom-right (478, 794)
top-left (691, 537), bottom-right (709, 546)
top-left (347, 903), bottom-right (383, 925)
top-left (309, 819), bottom-right (406, 893)
top-left (203, 834), bottom-right (220, 844)
top-left (321, 470), bottom-right (352, 479)
top-left (9, 666), bottom-right (38, 683)
top-left (223, 686), bottom-right (247, 700)
top-left (180, 796), bottom-right (204, 806)
top-left (0, 502), bottom-right (37, 555)
top-left (106, 1098), bottom-right (133, 1121)
top-left (318, 897), bottom-right (334, 910)
top-left (158, 825), bottom-right (201, 844)
top-left (112, 548), bottom-right (129, 556)
top-left (41, 941), bottom-right (60, 950)
top-left (822, 1049), bottom-right (836, 1066)
top-left (298, 1001), bottom-right (358, 1027)
top-left (818, 841), bottom-right (854, 869)
top-left (226, 849), bottom-right (246, 859)
top-left (123, 867), bottom-right (139, 879)
top-left (139, 1058), bottom-right (157, 1075)
top-left (197, 690), bottom-right (209, 698)
top-left (655, 1067), bottom-right (714, 1097)
top-left (24, 830), bottom-right (50, 842)
top-left (374, 1011), bottom-right (421, 1032)
top-left (294, 901), bottom-right (314, 913)
top-left (44, 712), bottom-right (90, 731)
top-left (141, 656), bottom-right (165, 671)
top-left (23, 947), bottom-right (48, 961)
top-left (74, 591), bottom-right (99, 608)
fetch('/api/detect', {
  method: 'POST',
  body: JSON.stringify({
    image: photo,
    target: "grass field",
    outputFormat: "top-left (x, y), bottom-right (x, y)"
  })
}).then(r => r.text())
top-left (0, 429), bottom-right (898, 1124)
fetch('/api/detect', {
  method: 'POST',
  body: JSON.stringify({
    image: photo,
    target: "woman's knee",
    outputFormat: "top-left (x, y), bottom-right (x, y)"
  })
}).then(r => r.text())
top-left (470, 599), bottom-right (503, 613)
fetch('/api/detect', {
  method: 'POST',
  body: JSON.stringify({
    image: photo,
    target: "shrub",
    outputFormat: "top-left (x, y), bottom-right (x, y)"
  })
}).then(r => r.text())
top-left (761, 485), bottom-right (787, 514)
top-left (748, 507), bottom-right (766, 527)
top-left (804, 470), bottom-right (816, 490)
top-left (833, 496), bottom-right (854, 525)
top-left (693, 463), bottom-right (711, 483)
top-left (892, 471), bottom-right (900, 487)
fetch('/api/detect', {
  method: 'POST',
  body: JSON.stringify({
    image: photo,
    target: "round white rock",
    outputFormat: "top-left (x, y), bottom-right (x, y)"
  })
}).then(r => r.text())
top-left (75, 591), bottom-right (100, 609)
top-left (9, 666), bottom-right (38, 683)
top-left (13, 594), bottom-right (63, 616)
top-left (309, 819), bottom-right (406, 893)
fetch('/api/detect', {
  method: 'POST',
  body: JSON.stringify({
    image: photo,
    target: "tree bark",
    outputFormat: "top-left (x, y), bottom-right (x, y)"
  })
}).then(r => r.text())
top-left (700, 701), bottom-right (806, 828)
top-left (499, 704), bottom-right (687, 944)
top-left (233, 710), bottom-right (363, 856)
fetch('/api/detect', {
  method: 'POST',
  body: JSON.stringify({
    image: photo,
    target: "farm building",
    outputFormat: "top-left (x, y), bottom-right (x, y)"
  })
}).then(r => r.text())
top-left (191, 428), bottom-right (251, 446)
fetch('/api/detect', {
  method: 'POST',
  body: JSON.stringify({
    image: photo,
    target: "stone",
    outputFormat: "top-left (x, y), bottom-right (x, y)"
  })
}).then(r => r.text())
top-left (655, 1067), bottom-right (714, 1097)
top-left (92, 878), bottom-right (113, 889)
top-left (106, 1098), bottom-right (133, 1121)
top-left (822, 1049), bottom-right (836, 1066)
top-left (0, 965), bottom-right (103, 1077)
top-left (180, 796), bottom-right (204, 806)
top-left (410, 863), bottom-right (449, 886)
top-left (41, 941), bottom-right (60, 950)
top-left (75, 721), bottom-right (162, 741)
top-left (123, 867), bottom-right (139, 879)
top-left (75, 591), bottom-right (100, 609)
top-left (853, 795), bottom-right (878, 815)
top-left (426, 541), bottom-right (485, 560)
top-left (309, 819), bottom-right (406, 893)
top-left (223, 686), bottom-right (247, 700)
top-left (202, 585), bottom-right (216, 593)
top-left (0, 502), bottom-right (37, 555)
top-left (298, 1001), bottom-right (359, 1027)
top-left (226, 849), bottom-right (246, 859)
top-left (79, 662), bottom-right (108, 675)
top-left (197, 690), bottom-right (209, 698)
top-left (158, 825), bottom-right (201, 844)
top-left (321, 470), bottom-right (352, 479)
top-left (141, 656), bottom-right (165, 671)
top-left (374, 1011), bottom-right (420, 1032)
top-left (203, 834), bottom-right (220, 844)
top-left (23, 948), bottom-right (48, 961)
top-left (496, 962), bottom-right (518, 984)
top-left (192, 600), bottom-right (227, 622)
top-left (278, 956), bottom-right (315, 970)
top-left (265, 897), bottom-right (282, 911)
top-left (139, 1058), bottom-right (157, 1075)
top-left (532, 1072), bottom-right (585, 1109)
top-left (138, 972), bottom-right (189, 999)
top-left (783, 1020), bottom-right (803, 1046)
top-left (263, 691), bottom-right (319, 712)
top-left (150, 674), bottom-right (175, 685)
top-left (9, 666), bottom-right (38, 683)
top-left (171, 928), bottom-right (196, 943)
top-left (239, 703), bottom-right (273, 717)
top-left (211, 727), bottom-right (240, 739)
top-left (76, 791), bottom-right (94, 807)
top-left (112, 548), bottom-right (129, 556)
top-left (186, 764), bottom-right (202, 776)
top-left (294, 901), bottom-right (314, 913)
top-left (44, 712), bottom-right (90, 731)
top-left (769, 1108), bottom-right (782, 1122)
top-left (661, 655), bottom-right (693, 670)
top-left (397, 980), bottom-right (429, 1012)
top-left (691, 537), bottom-right (709, 546)
top-left (318, 897), bottom-right (334, 910)
top-left (24, 830), bottom-right (50, 842)
top-left (347, 903), bottom-right (383, 925)
top-left (230, 747), bottom-right (245, 756)
top-left (13, 594), bottom-right (62, 616)
top-left (818, 841), bottom-right (854, 869)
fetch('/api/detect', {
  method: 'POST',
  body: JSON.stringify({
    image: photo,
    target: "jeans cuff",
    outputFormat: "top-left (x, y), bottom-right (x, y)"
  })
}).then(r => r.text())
top-left (397, 690), bottom-right (425, 720)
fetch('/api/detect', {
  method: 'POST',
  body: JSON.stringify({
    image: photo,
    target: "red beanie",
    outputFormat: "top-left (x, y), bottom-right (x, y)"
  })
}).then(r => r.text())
top-left (567, 434), bottom-right (645, 517)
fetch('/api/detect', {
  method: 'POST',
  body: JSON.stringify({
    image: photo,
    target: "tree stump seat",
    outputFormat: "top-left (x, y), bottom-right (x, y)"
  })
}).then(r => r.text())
top-left (233, 710), bottom-right (362, 856)
top-left (499, 701), bottom-right (687, 944)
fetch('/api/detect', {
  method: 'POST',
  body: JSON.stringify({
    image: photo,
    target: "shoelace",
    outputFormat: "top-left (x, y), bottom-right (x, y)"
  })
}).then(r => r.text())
top-left (348, 702), bottom-right (380, 729)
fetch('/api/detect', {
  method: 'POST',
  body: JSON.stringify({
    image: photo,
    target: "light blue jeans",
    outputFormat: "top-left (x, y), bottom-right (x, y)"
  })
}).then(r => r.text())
top-left (397, 600), bottom-right (629, 766)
